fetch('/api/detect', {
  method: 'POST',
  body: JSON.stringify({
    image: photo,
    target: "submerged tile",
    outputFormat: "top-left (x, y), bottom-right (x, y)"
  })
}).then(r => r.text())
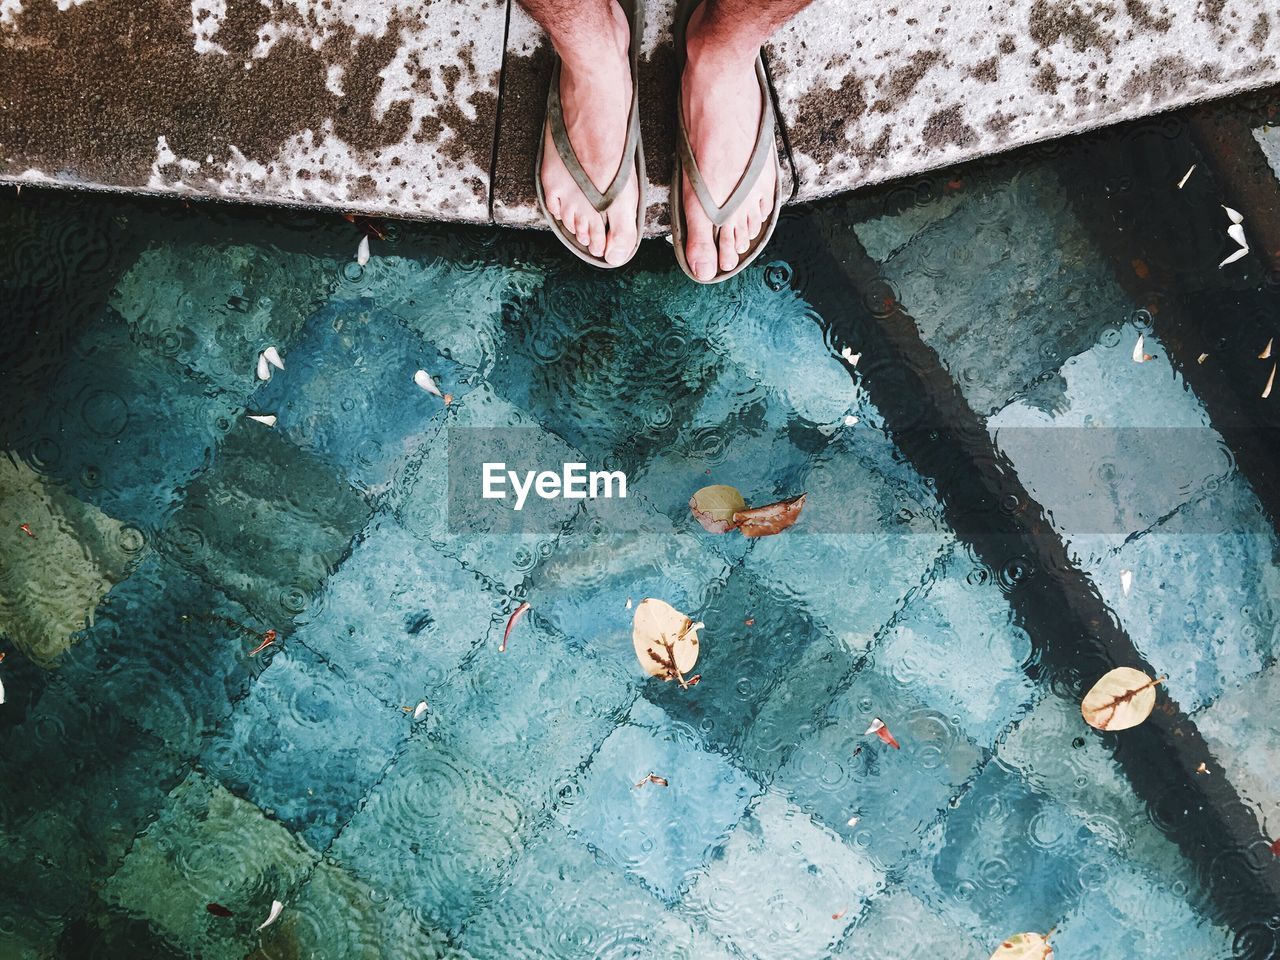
top-left (558, 699), bottom-right (758, 902)
top-left (104, 770), bottom-right (318, 960)
top-left (202, 643), bottom-right (410, 851)
top-left (684, 791), bottom-right (883, 960)
top-left (831, 886), bottom-right (985, 959)
top-left (327, 737), bottom-right (525, 937)
top-left (0, 455), bottom-right (137, 664)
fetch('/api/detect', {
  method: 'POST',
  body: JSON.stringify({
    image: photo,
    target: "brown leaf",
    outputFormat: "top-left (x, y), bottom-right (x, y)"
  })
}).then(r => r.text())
top-left (501, 601), bottom-right (530, 653)
top-left (733, 494), bottom-right (807, 538)
top-left (1081, 667), bottom-right (1164, 731)
top-left (989, 933), bottom-right (1053, 960)
top-left (633, 773), bottom-right (669, 788)
top-left (632, 598), bottom-right (702, 688)
top-left (689, 485), bottom-right (747, 534)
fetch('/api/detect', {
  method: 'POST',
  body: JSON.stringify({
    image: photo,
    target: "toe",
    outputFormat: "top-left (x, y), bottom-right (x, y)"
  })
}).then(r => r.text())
top-left (561, 206), bottom-right (577, 236)
top-left (734, 221), bottom-right (750, 255)
top-left (718, 225), bottom-right (739, 274)
top-left (547, 193), bottom-right (562, 218)
top-left (683, 206), bottom-right (719, 282)
top-left (745, 205), bottom-right (761, 240)
top-left (604, 214), bottom-right (637, 267)
top-left (586, 211), bottom-right (607, 258)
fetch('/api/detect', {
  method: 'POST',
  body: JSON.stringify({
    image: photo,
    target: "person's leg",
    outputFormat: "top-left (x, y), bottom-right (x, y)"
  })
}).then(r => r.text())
top-left (519, 0), bottom-right (641, 264)
top-left (680, 0), bottom-right (811, 280)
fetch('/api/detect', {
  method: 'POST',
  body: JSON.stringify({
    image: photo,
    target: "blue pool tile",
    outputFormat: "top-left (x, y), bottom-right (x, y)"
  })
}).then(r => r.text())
top-left (683, 790), bottom-right (884, 960)
top-left (59, 553), bottom-right (259, 757)
top-left (252, 299), bottom-right (471, 494)
top-left (390, 384), bottom-right (578, 592)
top-left (831, 886), bottom-right (986, 959)
top-left (426, 611), bottom-right (636, 815)
top-left (202, 642), bottom-right (410, 851)
top-left (464, 820), bottom-right (737, 960)
top-left (558, 698), bottom-right (758, 901)
top-left (160, 419), bottom-right (371, 627)
top-left (643, 566), bottom-right (839, 763)
top-left (327, 737), bottom-right (525, 937)
top-left (1089, 475), bottom-right (1280, 712)
top-left (774, 656), bottom-right (987, 871)
top-left (875, 545), bottom-right (1037, 748)
top-left (298, 515), bottom-right (506, 710)
top-left (1196, 663), bottom-right (1280, 842)
top-left (909, 762), bottom-right (1105, 941)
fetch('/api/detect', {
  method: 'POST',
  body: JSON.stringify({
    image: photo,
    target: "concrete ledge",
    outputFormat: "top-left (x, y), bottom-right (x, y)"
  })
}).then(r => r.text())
top-left (2, 0), bottom-right (1278, 228)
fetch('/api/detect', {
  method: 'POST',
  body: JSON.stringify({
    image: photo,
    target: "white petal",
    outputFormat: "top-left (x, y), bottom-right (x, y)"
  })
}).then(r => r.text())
top-left (413, 369), bottom-right (442, 397)
top-left (625, 597), bottom-right (633, 609)
top-left (1222, 205), bottom-right (1244, 224)
top-left (844, 415), bottom-right (859, 426)
top-left (413, 700), bottom-right (428, 720)
top-left (256, 352), bottom-right (271, 381)
top-left (1264, 364), bottom-right (1276, 400)
top-left (864, 718), bottom-right (885, 736)
top-left (1219, 245), bottom-right (1249, 268)
top-left (1260, 338), bottom-right (1273, 360)
top-left (0, 675), bottom-right (5, 705)
top-left (356, 235), bottom-right (370, 266)
top-left (257, 900), bottom-right (283, 931)
top-left (1176, 164), bottom-right (1195, 189)
top-left (1132, 334), bottom-right (1146, 363)
top-left (1228, 223), bottom-right (1248, 247)
top-left (1197, 353), bottom-right (1209, 364)
top-left (846, 816), bottom-right (859, 827)
top-left (247, 414), bottom-right (277, 427)
top-left (263, 346), bottom-right (284, 370)
top-left (1120, 569), bottom-right (1133, 597)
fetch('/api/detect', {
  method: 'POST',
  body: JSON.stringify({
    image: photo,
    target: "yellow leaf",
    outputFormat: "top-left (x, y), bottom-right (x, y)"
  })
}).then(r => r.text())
top-left (990, 932), bottom-right (1053, 960)
top-left (1081, 667), bottom-right (1163, 731)
top-left (632, 598), bottom-right (701, 686)
top-left (689, 485), bottom-right (747, 534)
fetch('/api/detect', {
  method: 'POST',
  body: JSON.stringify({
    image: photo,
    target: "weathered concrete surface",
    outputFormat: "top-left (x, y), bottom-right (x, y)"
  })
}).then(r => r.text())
top-left (1, 0), bottom-right (1278, 227)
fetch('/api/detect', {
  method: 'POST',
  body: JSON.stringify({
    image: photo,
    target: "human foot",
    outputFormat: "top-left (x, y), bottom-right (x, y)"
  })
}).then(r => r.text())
top-left (679, 3), bottom-right (777, 282)
top-left (540, 1), bottom-right (641, 266)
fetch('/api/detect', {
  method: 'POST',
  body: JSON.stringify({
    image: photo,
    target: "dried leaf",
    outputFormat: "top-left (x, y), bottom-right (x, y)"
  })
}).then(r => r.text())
top-left (1081, 667), bottom-right (1164, 731)
top-left (1197, 353), bottom-right (1209, 364)
top-left (832, 908), bottom-right (848, 921)
top-left (1270, 838), bottom-right (1280, 857)
top-left (1228, 223), bottom-right (1248, 248)
top-left (249, 629), bottom-right (277, 657)
top-left (632, 598), bottom-right (702, 688)
top-left (633, 773), bottom-right (669, 788)
top-left (1261, 339), bottom-right (1274, 360)
top-left (19, 523), bottom-right (35, 538)
top-left (1120, 569), bottom-right (1133, 597)
top-left (1265, 364), bottom-right (1276, 400)
top-left (206, 903), bottom-right (234, 918)
top-left (500, 601), bottom-right (530, 653)
top-left (413, 700), bottom-right (428, 720)
top-left (1131, 334), bottom-right (1153, 363)
top-left (256, 352), bottom-right (271, 381)
top-left (625, 597), bottom-right (633, 610)
top-left (865, 717), bottom-right (900, 749)
top-left (1220, 246), bottom-right (1249, 268)
top-left (990, 932), bottom-right (1053, 960)
top-left (414, 369), bottom-right (443, 398)
top-left (1196, 762), bottom-right (1209, 775)
top-left (0, 674), bottom-right (5, 705)
top-left (247, 414), bottom-right (277, 427)
top-left (733, 494), bottom-right (807, 538)
top-left (847, 815), bottom-right (859, 827)
top-left (1176, 164), bottom-right (1195, 189)
top-left (356, 235), bottom-right (370, 266)
top-left (257, 900), bottom-right (283, 931)
top-left (689, 485), bottom-right (747, 534)
top-left (840, 347), bottom-right (861, 366)
top-left (1222, 204), bottom-right (1244, 225)
top-left (263, 346), bottom-right (284, 370)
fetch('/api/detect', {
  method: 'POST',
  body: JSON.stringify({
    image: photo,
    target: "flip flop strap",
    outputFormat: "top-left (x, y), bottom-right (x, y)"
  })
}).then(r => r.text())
top-left (677, 57), bottom-right (775, 229)
top-left (547, 60), bottom-right (641, 214)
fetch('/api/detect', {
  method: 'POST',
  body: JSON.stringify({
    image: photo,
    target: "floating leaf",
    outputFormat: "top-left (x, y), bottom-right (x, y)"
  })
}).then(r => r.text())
top-left (633, 772), bottom-right (669, 788)
top-left (356, 235), bottom-right (370, 266)
top-left (0, 674), bottom-right (5, 705)
top-left (1196, 762), bottom-right (1209, 775)
top-left (733, 494), bottom-right (807, 538)
top-left (625, 597), bottom-right (633, 609)
top-left (1266, 364), bottom-right (1277, 400)
top-left (413, 700), bottom-right (428, 720)
top-left (1197, 353), bottom-right (1209, 364)
top-left (846, 815), bottom-right (859, 827)
top-left (1131, 334), bottom-right (1153, 363)
top-left (249, 629), bottom-right (277, 657)
top-left (19, 523), bottom-right (34, 538)
top-left (865, 717), bottom-right (900, 749)
top-left (1081, 667), bottom-right (1164, 731)
top-left (1220, 246), bottom-right (1249, 268)
top-left (840, 346), bottom-right (861, 366)
top-left (689, 485), bottom-right (747, 534)
top-left (1270, 838), bottom-right (1280, 857)
top-left (632, 598), bottom-right (701, 688)
top-left (1176, 164), bottom-right (1195, 189)
top-left (844, 415), bottom-right (859, 426)
top-left (247, 414), bottom-right (277, 427)
top-left (206, 903), bottom-right (234, 918)
top-left (1261, 339), bottom-right (1274, 360)
top-left (1120, 569), bottom-right (1133, 597)
top-left (1222, 204), bottom-right (1244, 225)
top-left (832, 907), bottom-right (848, 921)
top-left (1228, 223), bottom-right (1248, 248)
top-left (256, 352), bottom-right (271, 381)
top-left (263, 346), bottom-right (284, 370)
top-left (414, 369), bottom-right (443, 398)
top-left (990, 932), bottom-right (1053, 960)
top-left (500, 601), bottom-right (530, 653)
top-left (257, 900), bottom-right (283, 931)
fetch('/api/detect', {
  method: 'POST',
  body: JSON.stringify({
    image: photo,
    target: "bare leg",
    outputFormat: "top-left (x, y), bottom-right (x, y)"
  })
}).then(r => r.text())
top-left (681, 0), bottom-right (811, 280)
top-left (518, 0), bottom-right (640, 264)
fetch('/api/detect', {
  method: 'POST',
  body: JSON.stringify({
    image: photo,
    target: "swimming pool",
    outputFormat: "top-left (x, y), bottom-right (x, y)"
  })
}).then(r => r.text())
top-left (2, 96), bottom-right (1280, 959)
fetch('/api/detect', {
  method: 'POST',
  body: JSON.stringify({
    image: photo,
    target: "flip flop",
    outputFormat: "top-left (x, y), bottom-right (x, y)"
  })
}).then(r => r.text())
top-left (671, 0), bottom-right (783, 284)
top-left (535, 0), bottom-right (646, 269)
